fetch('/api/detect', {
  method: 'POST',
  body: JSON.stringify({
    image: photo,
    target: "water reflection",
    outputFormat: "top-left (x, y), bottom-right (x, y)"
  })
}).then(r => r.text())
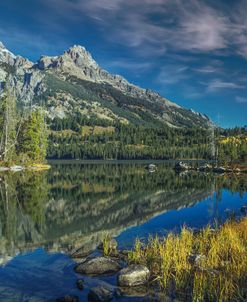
top-left (0, 162), bottom-right (246, 259)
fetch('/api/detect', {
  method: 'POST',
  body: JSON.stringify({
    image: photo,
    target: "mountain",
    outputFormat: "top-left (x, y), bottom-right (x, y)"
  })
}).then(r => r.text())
top-left (0, 42), bottom-right (211, 128)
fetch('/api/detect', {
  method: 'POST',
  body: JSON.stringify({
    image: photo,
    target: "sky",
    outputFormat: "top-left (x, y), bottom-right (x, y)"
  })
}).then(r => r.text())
top-left (0, 0), bottom-right (246, 128)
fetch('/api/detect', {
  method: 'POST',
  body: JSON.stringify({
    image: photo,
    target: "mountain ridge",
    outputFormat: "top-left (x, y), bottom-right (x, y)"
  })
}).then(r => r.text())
top-left (0, 41), bottom-right (212, 128)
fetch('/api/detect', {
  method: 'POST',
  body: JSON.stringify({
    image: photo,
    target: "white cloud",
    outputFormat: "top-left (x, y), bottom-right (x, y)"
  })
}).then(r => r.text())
top-left (194, 66), bottom-right (221, 73)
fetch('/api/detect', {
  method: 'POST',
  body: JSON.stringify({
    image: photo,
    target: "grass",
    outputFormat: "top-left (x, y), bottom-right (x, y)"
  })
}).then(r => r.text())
top-left (127, 218), bottom-right (247, 302)
top-left (102, 233), bottom-right (117, 256)
top-left (81, 126), bottom-right (115, 136)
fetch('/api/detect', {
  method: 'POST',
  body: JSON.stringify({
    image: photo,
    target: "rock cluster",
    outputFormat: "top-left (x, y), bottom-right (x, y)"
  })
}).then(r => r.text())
top-left (68, 237), bottom-right (151, 301)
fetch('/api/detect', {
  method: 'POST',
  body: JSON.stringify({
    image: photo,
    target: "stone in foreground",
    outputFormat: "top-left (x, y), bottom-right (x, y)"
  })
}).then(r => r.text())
top-left (75, 257), bottom-right (121, 275)
top-left (118, 265), bottom-right (150, 287)
top-left (88, 285), bottom-right (114, 302)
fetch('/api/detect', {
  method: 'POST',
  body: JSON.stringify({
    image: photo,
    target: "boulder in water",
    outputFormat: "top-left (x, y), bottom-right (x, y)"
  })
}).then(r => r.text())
top-left (118, 265), bottom-right (150, 287)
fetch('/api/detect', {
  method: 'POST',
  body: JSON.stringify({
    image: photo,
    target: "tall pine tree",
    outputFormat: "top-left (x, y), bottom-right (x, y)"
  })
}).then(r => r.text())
top-left (18, 110), bottom-right (48, 163)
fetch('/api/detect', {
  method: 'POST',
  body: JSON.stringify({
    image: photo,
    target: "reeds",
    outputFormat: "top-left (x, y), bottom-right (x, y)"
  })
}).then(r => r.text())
top-left (102, 233), bottom-right (111, 256)
top-left (127, 218), bottom-right (247, 302)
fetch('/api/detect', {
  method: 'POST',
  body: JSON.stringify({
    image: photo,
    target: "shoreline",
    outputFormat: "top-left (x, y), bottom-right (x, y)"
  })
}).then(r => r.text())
top-left (66, 216), bottom-right (247, 302)
top-left (0, 163), bottom-right (51, 172)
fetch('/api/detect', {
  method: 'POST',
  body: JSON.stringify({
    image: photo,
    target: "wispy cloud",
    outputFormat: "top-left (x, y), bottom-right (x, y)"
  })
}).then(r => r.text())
top-left (41, 0), bottom-right (247, 60)
top-left (194, 66), bottom-right (222, 74)
top-left (236, 96), bottom-right (247, 103)
top-left (157, 65), bottom-right (189, 85)
top-left (206, 79), bottom-right (244, 92)
top-left (105, 60), bottom-right (153, 72)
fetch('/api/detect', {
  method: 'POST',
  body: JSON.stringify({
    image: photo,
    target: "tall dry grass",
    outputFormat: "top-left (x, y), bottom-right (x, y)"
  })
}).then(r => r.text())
top-left (127, 218), bottom-right (247, 302)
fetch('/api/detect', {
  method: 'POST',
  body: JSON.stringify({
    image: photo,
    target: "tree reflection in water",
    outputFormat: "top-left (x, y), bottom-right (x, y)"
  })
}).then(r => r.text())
top-left (0, 162), bottom-right (246, 259)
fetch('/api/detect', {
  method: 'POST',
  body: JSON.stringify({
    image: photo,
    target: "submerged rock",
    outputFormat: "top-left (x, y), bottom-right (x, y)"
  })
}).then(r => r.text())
top-left (75, 257), bottom-right (121, 276)
top-left (56, 295), bottom-right (79, 302)
top-left (117, 285), bottom-right (148, 297)
top-left (118, 265), bottom-right (150, 287)
top-left (76, 278), bottom-right (85, 290)
top-left (88, 285), bottom-right (115, 302)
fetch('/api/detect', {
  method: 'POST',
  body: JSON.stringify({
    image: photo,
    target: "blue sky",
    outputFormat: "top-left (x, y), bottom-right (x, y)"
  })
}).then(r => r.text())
top-left (0, 0), bottom-right (246, 128)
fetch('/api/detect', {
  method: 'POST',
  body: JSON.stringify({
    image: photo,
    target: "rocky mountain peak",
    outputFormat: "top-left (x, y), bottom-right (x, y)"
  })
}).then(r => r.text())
top-left (0, 41), bottom-right (16, 65)
top-left (64, 45), bottom-right (99, 69)
top-left (36, 45), bottom-right (99, 72)
top-left (0, 41), bottom-right (5, 49)
top-left (0, 41), bottom-right (212, 128)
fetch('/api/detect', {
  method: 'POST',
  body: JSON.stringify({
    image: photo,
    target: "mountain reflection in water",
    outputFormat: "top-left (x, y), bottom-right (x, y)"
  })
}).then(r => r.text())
top-left (0, 161), bottom-right (246, 260)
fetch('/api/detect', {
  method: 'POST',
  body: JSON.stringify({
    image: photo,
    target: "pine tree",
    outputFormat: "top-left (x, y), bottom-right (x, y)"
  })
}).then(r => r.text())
top-left (18, 110), bottom-right (48, 163)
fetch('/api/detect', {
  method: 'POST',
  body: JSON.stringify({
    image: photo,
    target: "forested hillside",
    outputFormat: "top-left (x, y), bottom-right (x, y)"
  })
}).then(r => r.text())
top-left (47, 115), bottom-right (211, 160)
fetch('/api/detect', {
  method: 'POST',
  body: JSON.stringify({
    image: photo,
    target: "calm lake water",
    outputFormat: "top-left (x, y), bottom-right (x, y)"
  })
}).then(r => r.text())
top-left (0, 161), bottom-right (246, 301)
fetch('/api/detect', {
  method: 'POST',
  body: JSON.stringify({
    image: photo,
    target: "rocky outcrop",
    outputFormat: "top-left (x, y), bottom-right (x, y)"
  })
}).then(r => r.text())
top-left (75, 257), bottom-right (121, 276)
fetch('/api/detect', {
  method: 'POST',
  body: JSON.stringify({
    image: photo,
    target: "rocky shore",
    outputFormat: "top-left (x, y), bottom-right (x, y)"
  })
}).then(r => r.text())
top-left (57, 239), bottom-right (153, 302)
top-left (174, 161), bottom-right (247, 173)
top-left (57, 214), bottom-right (247, 302)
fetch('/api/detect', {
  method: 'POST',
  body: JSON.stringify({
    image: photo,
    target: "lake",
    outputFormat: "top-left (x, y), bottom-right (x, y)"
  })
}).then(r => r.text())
top-left (0, 161), bottom-right (246, 301)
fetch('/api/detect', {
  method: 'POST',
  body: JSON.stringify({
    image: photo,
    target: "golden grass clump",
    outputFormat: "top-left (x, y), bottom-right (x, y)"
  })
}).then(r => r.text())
top-left (128, 217), bottom-right (247, 302)
top-left (102, 233), bottom-right (112, 256)
top-left (102, 233), bottom-right (118, 256)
